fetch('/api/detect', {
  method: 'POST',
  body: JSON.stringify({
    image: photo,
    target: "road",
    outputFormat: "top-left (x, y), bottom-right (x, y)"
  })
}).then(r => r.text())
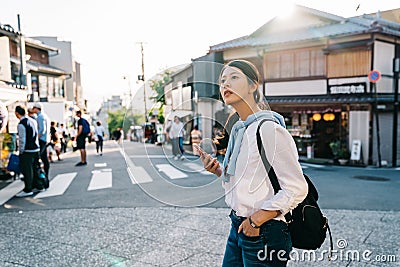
top-left (1, 140), bottom-right (399, 212)
top-left (1, 140), bottom-right (399, 266)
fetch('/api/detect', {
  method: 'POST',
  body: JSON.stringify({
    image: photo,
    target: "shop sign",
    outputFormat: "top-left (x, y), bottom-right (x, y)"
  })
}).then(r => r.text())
top-left (350, 139), bottom-right (362, 161)
top-left (329, 83), bottom-right (366, 95)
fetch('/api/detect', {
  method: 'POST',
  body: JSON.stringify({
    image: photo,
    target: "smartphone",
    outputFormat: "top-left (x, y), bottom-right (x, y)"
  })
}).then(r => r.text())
top-left (193, 144), bottom-right (206, 156)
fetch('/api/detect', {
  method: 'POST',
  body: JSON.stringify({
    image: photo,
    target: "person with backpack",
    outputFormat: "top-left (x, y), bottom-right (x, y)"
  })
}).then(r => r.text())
top-left (32, 102), bottom-right (51, 178)
top-left (197, 60), bottom-right (308, 266)
top-left (75, 110), bottom-right (90, 166)
top-left (14, 105), bottom-right (44, 197)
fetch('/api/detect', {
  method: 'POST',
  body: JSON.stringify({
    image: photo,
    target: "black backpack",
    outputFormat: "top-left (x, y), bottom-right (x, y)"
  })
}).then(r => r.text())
top-left (256, 119), bottom-right (332, 252)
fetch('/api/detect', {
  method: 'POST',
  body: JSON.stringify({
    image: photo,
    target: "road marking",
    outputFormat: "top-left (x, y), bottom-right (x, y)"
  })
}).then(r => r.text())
top-left (156, 164), bottom-right (188, 179)
top-left (34, 172), bottom-right (77, 199)
top-left (88, 169), bottom-right (112, 191)
top-left (0, 180), bottom-right (24, 205)
top-left (396, 167), bottom-right (400, 171)
top-left (127, 166), bottom-right (153, 184)
top-left (117, 143), bottom-right (153, 184)
top-left (94, 163), bottom-right (107, 167)
top-left (300, 163), bottom-right (325, 168)
top-left (183, 162), bottom-right (214, 175)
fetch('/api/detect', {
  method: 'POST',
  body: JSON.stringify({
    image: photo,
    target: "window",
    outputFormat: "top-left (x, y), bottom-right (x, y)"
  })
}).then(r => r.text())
top-left (38, 76), bottom-right (48, 98)
top-left (265, 48), bottom-right (325, 79)
top-left (48, 77), bottom-right (54, 97)
top-left (327, 50), bottom-right (371, 78)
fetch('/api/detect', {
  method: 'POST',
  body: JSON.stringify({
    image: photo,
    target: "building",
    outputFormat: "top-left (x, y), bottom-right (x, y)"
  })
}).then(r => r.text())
top-left (207, 5), bottom-right (400, 166)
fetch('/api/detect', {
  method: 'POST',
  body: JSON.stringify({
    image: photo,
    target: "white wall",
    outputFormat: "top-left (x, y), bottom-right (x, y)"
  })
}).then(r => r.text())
top-left (41, 102), bottom-right (66, 125)
top-left (266, 79), bottom-right (326, 96)
top-left (374, 41), bottom-right (394, 75)
top-left (0, 37), bottom-right (11, 82)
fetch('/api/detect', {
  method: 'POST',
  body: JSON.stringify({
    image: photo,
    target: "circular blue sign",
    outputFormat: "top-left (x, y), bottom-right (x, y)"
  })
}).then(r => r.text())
top-left (368, 70), bottom-right (381, 83)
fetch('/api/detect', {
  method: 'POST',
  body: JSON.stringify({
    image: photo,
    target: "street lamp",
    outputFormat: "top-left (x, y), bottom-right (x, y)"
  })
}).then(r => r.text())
top-left (123, 76), bottom-right (134, 124)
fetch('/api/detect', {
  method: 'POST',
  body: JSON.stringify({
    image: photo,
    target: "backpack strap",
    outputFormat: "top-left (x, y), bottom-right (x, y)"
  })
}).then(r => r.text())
top-left (256, 118), bottom-right (292, 222)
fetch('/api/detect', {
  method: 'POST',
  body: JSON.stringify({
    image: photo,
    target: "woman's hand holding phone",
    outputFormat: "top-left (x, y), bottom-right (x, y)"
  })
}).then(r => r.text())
top-left (194, 144), bottom-right (222, 177)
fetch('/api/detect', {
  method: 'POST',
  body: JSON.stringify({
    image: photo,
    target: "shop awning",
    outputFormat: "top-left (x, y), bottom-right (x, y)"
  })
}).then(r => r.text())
top-left (0, 83), bottom-right (28, 105)
top-left (10, 56), bottom-right (69, 76)
top-left (265, 95), bottom-right (394, 104)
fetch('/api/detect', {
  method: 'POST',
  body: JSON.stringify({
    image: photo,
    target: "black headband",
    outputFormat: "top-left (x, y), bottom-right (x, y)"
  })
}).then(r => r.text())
top-left (227, 60), bottom-right (259, 84)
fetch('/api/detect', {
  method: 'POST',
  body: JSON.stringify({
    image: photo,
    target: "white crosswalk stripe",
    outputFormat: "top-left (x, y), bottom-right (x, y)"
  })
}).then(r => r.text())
top-left (156, 164), bottom-right (188, 179)
top-left (183, 162), bottom-right (214, 175)
top-left (0, 179), bottom-right (24, 205)
top-left (34, 172), bottom-right (77, 199)
top-left (88, 169), bottom-right (112, 191)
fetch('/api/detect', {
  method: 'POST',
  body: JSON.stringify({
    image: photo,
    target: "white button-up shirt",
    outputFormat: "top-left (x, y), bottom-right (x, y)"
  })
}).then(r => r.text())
top-left (222, 120), bottom-right (308, 221)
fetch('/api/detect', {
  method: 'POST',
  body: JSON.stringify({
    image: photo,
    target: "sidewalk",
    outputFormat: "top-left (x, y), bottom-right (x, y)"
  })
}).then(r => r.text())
top-left (0, 207), bottom-right (398, 266)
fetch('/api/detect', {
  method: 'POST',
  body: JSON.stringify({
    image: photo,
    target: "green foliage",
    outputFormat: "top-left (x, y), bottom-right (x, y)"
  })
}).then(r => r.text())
top-left (329, 140), bottom-right (340, 157)
top-left (149, 70), bottom-right (171, 105)
top-left (338, 148), bottom-right (351, 159)
top-left (107, 109), bottom-right (145, 137)
top-left (107, 109), bottom-right (125, 134)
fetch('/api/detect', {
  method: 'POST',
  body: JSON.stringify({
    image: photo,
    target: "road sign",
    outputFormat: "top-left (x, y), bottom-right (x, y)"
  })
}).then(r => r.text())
top-left (368, 70), bottom-right (381, 83)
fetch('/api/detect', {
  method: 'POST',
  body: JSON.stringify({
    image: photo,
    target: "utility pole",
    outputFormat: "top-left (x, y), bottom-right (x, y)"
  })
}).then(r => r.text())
top-left (392, 57), bottom-right (399, 167)
top-left (138, 42), bottom-right (148, 122)
top-left (17, 14), bottom-right (26, 87)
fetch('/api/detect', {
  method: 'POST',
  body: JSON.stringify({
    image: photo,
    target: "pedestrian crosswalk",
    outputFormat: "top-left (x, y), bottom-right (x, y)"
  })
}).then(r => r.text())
top-left (0, 157), bottom-right (321, 205)
top-left (34, 172), bottom-right (77, 199)
top-left (88, 169), bottom-right (112, 191)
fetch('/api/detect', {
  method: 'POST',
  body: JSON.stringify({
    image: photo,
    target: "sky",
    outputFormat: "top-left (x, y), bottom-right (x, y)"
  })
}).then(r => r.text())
top-left (0, 0), bottom-right (399, 112)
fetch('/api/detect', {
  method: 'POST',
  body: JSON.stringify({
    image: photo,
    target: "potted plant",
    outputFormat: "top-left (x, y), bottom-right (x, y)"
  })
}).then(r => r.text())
top-left (338, 148), bottom-right (351, 165)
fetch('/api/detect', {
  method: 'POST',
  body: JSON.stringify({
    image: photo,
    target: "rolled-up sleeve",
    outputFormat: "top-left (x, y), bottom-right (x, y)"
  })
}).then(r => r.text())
top-left (259, 123), bottom-right (308, 215)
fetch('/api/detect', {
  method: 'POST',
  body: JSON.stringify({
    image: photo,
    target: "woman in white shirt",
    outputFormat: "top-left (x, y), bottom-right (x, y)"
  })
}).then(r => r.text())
top-left (198, 60), bottom-right (308, 266)
top-left (94, 121), bottom-right (105, 155)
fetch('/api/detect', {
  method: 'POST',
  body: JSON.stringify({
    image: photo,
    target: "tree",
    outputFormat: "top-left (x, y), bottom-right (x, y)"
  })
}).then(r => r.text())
top-left (107, 109), bottom-right (145, 138)
top-left (149, 70), bottom-right (171, 124)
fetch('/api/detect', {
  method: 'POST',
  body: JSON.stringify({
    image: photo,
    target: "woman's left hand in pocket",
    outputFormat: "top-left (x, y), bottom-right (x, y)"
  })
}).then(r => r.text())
top-left (238, 219), bottom-right (260, 237)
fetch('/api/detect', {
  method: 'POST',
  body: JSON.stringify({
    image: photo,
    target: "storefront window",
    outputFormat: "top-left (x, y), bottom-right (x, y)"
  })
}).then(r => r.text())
top-left (38, 75), bottom-right (48, 99)
top-left (48, 77), bottom-right (54, 97)
top-left (54, 78), bottom-right (60, 97)
top-left (31, 75), bottom-right (39, 94)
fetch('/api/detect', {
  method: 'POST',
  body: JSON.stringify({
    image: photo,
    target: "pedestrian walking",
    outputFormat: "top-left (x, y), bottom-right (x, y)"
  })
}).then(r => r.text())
top-left (32, 102), bottom-right (50, 178)
top-left (190, 125), bottom-right (202, 156)
top-left (169, 116), bottom-right (185, 160)
top-left (94, 121), bottom-right (105, 155)
top-left (14, 105), bottom-right (43, 197)
top-left (197, 59), bottom-right (308, 266)
top-left (58, 123), bottom-right (68, 153)
top-left (75, 110), bottom-right (89, 166)
top-left (49, 121), bottom-right (62, 162)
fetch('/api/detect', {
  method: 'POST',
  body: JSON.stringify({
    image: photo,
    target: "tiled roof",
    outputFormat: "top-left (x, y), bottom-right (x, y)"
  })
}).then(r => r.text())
top-left (209, 5), bottom-right (400, 52)
top-left (10, 56), bottom-right (69, 76)
top-left (0, 23), bottom-right (20, 36)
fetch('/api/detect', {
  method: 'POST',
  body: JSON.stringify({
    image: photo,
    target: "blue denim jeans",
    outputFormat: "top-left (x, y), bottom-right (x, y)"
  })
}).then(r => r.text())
top-left (222, 210), bottom-right (292, 267)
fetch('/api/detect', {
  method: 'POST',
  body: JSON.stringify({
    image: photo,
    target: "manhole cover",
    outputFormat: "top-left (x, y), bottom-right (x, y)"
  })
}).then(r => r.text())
top-left (352, 175), bottom-right (390, 182)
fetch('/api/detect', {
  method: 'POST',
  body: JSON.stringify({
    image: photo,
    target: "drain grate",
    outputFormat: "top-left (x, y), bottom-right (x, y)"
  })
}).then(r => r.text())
top-left (352, 175), bottom-right (390, 182)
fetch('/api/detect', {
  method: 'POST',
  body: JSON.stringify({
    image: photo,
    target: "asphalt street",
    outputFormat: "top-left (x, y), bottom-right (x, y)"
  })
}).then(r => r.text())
top-left (0, 140), bottom-right (399, 266)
